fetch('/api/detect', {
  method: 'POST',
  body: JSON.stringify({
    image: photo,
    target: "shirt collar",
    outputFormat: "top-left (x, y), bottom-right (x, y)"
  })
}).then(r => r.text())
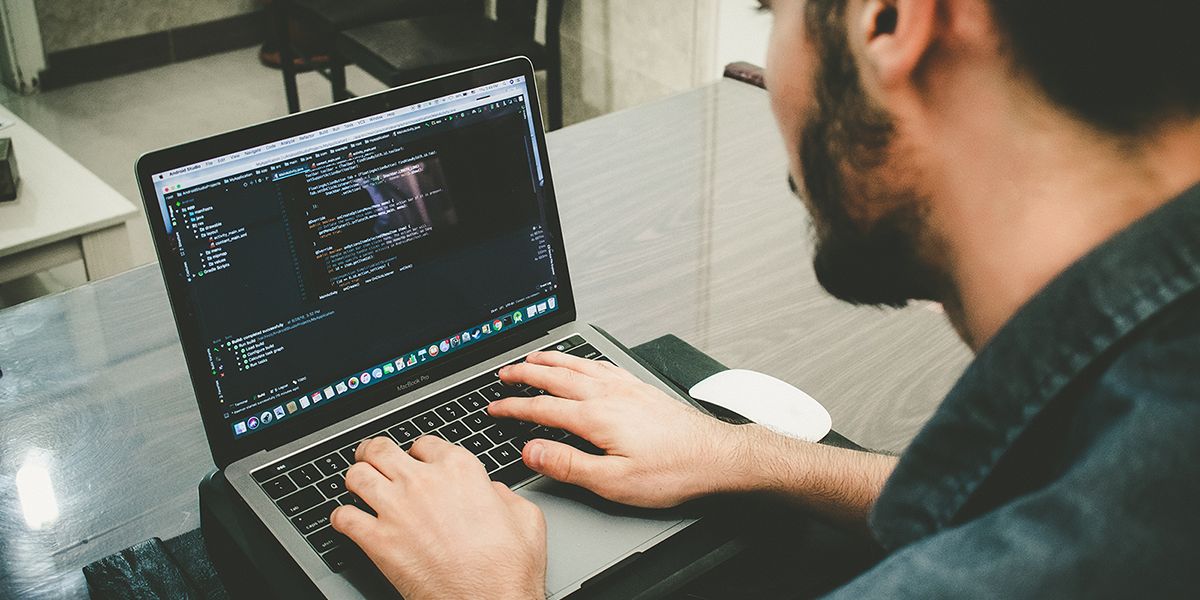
top-left (869, 182), bottom-right (1200, 550)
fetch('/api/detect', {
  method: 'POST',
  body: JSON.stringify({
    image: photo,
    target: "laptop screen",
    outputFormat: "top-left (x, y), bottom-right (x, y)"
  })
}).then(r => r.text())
top-left (149, 75), bottom-right (561, 441)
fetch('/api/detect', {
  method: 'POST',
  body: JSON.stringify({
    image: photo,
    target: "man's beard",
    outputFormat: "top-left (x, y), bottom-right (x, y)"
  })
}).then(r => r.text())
top-left (795, 9), bottom-right (946, 308)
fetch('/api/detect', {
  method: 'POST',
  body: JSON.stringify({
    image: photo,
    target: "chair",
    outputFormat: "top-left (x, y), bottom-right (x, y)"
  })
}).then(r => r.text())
top-left (723, 61), bottom-right (766, 90)
top-left (273, 0), bottom-right (482, 113)
top-left (334, 0), bottom-right (565, 130)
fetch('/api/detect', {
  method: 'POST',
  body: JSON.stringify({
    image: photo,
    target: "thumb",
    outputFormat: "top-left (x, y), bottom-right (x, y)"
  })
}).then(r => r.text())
top-left (330, 505), bottom-right (376, 546)
top-left (523, 439), bottom-right (611, 487)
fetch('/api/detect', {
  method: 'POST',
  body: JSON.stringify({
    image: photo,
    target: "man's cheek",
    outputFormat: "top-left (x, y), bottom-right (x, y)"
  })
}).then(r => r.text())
top-left (768, 84), bottom-right (812, 209)
top-left (767, 61), bottom-right (820, 204)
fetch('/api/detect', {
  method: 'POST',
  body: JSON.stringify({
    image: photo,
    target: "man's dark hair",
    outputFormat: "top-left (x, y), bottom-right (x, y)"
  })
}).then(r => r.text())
top-left (992, 1), bottom-right (1200, 134)
top-left (807, 1), bottom-right (1200, 135)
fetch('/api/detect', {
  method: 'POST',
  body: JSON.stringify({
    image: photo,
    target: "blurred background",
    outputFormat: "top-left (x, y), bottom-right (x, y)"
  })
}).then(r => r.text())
top-left (0, 0), bottom-right (771, 308)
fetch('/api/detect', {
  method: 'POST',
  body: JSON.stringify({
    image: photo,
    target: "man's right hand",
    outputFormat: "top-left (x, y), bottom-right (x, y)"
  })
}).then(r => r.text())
top-left (488, 351), bottom-right (746, 509)
top-left (490, 350), bottom-right (898, 526)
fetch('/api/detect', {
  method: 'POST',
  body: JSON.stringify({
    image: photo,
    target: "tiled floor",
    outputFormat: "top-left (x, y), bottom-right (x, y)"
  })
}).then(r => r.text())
top-left (0, 48), bottom-right (388, 307)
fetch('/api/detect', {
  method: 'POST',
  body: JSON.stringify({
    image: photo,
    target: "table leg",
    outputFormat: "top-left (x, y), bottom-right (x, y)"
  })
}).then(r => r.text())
top-left (0, 238), bottom-right (80, 284)
top-left (81, 223), bottom-right (133, 281)
top-left (276, 1), bottom-right (301, 114)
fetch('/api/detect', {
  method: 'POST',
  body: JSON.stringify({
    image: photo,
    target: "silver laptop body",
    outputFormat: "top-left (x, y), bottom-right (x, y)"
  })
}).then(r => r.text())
top-left (228, 323), bottom-right (696, 598)
top-left (137, 57), bottom-right (697, 599)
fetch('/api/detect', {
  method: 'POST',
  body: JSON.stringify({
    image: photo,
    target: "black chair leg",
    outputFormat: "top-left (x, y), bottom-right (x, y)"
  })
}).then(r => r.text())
top-left (330, 59), bottom-right (349, 102)
top-left (275, 2), bottom-right (301, 114)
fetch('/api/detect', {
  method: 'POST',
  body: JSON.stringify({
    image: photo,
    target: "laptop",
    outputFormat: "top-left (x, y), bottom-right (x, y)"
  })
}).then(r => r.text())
top-left (137, 57), bottom-right (698, 598)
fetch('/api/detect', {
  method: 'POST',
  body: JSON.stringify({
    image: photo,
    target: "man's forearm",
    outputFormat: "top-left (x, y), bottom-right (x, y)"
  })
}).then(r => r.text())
top-left (713, 424), bottom-right (898, 528)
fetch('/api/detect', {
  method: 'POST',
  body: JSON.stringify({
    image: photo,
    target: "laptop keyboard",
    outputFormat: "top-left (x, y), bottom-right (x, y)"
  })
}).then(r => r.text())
top-left (252, 335), bottom-right (608, 572)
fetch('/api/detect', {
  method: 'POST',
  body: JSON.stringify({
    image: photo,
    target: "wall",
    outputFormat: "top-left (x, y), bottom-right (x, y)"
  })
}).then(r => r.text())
top-left (34, 0), bottom-right (258, 53)
top-left (715, 0), bottom-right (771, 77)
top-left (33, 0), bottom-right (733, 125)
top-left (557, 0), bottom-right (718, 125)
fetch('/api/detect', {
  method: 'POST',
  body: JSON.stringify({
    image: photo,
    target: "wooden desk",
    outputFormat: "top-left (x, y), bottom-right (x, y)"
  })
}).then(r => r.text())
top-left (0, 80), bottom-right (972, 598)
top-left (0, 103), bottom-right (137, 284)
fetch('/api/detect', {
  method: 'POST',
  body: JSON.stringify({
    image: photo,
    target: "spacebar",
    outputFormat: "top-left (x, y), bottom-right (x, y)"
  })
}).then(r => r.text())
top-left (491, 461), bottom-right (538, 488)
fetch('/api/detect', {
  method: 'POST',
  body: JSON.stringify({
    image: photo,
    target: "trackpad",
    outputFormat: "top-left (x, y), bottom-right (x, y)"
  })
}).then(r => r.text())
top-left (518, 477), bottom-right (691, 598)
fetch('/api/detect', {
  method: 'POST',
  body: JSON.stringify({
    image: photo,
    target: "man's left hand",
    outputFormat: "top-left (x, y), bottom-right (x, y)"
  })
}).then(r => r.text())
top-left (331, 435), bottom-right (547, 600)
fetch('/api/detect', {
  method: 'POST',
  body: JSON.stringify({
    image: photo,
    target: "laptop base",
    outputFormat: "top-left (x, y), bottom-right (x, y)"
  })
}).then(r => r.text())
top-left (200, 468), bottom-right (742, 599)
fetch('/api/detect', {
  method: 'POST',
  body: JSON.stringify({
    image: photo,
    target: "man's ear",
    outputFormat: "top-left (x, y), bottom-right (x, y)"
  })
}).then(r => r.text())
top-left (857, 0), bottom-right (937, 90)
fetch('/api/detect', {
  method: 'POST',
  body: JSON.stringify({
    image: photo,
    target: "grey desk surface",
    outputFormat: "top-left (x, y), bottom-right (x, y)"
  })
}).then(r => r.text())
top-left (0, 80), bottom-right (972, 598)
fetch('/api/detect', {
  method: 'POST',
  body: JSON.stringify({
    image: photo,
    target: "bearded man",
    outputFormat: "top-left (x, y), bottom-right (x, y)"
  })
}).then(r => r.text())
top-left (328, 1), bottom-right (1200, 597)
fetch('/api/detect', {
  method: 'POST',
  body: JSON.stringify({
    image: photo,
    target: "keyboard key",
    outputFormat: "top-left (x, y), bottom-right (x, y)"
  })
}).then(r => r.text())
top-left (339, 443), bottom-right (361, 465)
top-left (288, 464), bottom-right (323, 487)
top-left (438, 421), bottom-right (471, 442)
top-left (477, 453), bottom-right (499, 472)
top-left (489, 443), bottom-right (522, 466)
top-left (338, 494), bottom-right (374, 518)
top-left (413, 411), bottom-right (445, 433)
top-left (321, 545), bottom-right (366, 573)
top-left (512, 433), bottom-right (534, 452)
top-left (292, 500), bottom-right (338, 535)
top-left (306, 526), bottom-right (346, 554)
top-left (276, 487), bottom-right (324, 518)
top-left (463, 412), bottom-right (495, 432)
top-left (435, 402), bottom-right (466, 422)
top-left (316, 474), bottom-right (346, 499)
top-left (481, 382), bottom-right (524, 402)
top-left (363, 433), bottom-right (394, 451)
top-left (567, 343), bottom-right (603, 360)
top-left (315, 453), bottom-right (349, 477)
top-left (518, 384), bottom-right (547, 397)
top-left (389, 421), bottom-right (419, 444)
top-left (550, 336), bottom-right (585, 353)
top-left (483, 422), bottom-right (524, 445)
top-left (480, 383), bottom-right (505, 401)
top-left (461, 433), bottom-right (493, 455)
top-left (255, 460), bottom-right (298, 482)
top-left (338, 492), bottom-right (376, 517)
top-left (262, 475), bottom-right (297, 499)
top-left (529, 425), bottom-right (570, 441)
top-left (458, 392), bottom-right (488, 412)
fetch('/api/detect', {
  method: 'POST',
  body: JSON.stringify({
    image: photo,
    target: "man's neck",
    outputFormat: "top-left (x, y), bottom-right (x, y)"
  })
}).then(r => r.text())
top-left (929, 114), bottom-right (1200, 351)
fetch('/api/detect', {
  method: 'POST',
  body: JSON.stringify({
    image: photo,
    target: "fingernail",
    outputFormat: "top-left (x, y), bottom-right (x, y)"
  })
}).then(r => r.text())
top-left (525, 442), bottom-right (543, 468)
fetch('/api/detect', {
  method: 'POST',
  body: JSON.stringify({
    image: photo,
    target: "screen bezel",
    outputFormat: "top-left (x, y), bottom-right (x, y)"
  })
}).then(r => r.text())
top-left (136, 57), bottom-right (577, 468)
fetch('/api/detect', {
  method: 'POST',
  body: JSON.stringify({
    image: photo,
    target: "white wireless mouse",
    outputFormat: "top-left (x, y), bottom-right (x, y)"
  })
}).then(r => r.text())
top-left (688, 369), bottom-right (832, 442)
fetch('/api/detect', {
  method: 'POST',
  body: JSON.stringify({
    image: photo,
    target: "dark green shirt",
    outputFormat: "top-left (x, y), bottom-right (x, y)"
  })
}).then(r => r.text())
top-left (832, 183), bottom-right (1200, 597)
